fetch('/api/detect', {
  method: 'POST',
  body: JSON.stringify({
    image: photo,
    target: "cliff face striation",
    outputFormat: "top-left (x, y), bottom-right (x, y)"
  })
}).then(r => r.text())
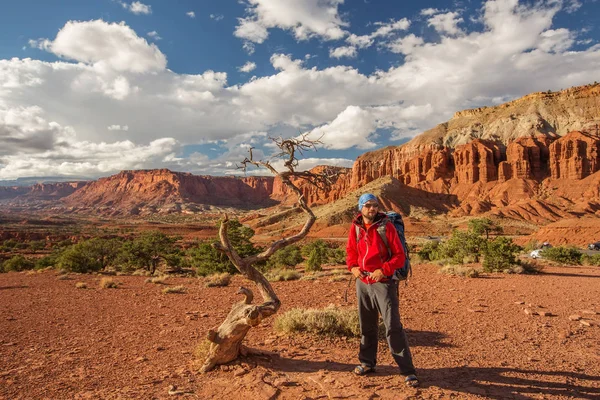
top-left (346, 84), bottom-right (600, 221)
top-left (62, 169), bottom-right (276, 215)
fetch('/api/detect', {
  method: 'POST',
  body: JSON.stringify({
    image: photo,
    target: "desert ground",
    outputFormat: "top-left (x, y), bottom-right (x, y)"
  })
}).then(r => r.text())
top-left (1, 262), bottom-right (599, 400)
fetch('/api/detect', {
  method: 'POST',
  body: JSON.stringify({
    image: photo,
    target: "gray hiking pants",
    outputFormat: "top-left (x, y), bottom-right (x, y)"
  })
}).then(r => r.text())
top-left (356, 279), bottom-right (415, 375)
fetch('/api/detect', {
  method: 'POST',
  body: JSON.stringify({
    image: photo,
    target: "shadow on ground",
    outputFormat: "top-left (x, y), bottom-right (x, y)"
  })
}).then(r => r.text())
top-left (246, 354), bottom-right (599, 399)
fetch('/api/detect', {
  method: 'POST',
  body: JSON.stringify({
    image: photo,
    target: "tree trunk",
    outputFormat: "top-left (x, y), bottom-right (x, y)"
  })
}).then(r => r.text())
top-left (198, 136), bottom-right (336, 372)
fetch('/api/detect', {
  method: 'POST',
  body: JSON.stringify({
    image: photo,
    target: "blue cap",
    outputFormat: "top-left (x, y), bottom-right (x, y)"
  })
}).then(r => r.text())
top-left (358, 193), bottom-right (378, 211)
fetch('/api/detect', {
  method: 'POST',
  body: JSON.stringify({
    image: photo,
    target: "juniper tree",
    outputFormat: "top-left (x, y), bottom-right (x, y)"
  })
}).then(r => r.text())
top-left (199, 135), bottom-right (339, 372)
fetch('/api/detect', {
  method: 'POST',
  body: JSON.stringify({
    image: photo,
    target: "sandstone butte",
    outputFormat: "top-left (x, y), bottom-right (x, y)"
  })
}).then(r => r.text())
top-left (1, 83), bottom-right (600, 230)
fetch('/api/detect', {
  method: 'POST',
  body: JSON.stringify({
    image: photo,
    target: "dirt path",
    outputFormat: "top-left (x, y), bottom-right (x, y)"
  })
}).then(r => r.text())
top-left (1, 264), bottom-right (599, 399)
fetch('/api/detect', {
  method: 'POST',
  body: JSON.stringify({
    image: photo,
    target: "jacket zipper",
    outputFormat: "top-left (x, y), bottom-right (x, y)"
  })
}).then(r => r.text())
top-left (361, 225), bottom-right (371, 284)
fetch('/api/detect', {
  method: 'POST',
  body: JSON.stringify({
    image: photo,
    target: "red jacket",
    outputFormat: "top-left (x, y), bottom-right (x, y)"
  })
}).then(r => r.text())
top-left (346, 212), bottom-right (406, 284)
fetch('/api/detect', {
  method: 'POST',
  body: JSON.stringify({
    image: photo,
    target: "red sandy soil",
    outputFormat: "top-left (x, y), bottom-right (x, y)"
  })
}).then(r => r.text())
top-left (1, 264), bottom-right (599, 400)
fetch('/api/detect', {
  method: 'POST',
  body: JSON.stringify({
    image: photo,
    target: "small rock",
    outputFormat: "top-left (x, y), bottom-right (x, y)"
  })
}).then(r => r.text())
top-left (558, 330), bottom-right (572, 339)
top-left (200, 313), bottom-right (208, 318)
top-left (156, 346), bottom-right (166, 351)
top-left (233, 367), bottom-right (247, 377)
top-left (568, 315), bottom-right (582, 321)
top-left (524, 308), bottom-right (534, 315)
top-left (514, 301), bottom-right (525, 305)
top-left (538, 311), bottom-right (552, 317)
top-left (136, 356), bottom-right (148, 363)
top-left (581, 310), bottom-right (598, 315)
top-left (580, 320), bottom-right (592, 327)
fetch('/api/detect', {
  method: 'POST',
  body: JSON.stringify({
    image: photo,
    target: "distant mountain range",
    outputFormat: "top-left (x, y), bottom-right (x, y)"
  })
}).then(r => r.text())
top-left (2, 83), bottom-right (600, 225)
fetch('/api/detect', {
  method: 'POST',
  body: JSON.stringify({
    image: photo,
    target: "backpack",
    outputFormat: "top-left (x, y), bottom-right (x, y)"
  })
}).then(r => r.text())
top-left (355, 211), bottom-right (412, 281)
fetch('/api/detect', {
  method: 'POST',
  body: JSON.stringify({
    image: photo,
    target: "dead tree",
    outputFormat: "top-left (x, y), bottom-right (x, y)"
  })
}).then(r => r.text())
top-left (200, 135), bottom-right (338, 372)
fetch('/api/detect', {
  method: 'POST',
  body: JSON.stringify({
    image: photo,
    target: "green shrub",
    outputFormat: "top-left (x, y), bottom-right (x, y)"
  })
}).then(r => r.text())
top-left (301, 240), bottom-right (328, 258)
top-left (58, 238), bottom-right (120, 273)
top-left (327, 247), bottom-right (347, 265)
top-left (582, 254), bottom-right (600, 266)
top-left (542, 246), bottom-right (583, 265)
top-left (35, 254), bottom-right (59, 270)
top-left (482, 237), bottom-right (522, 272)
top-left (441, 230), bottom-right (485, 264)
top-left (306, 247), bottom-right (323, 272)
top-left (118, 232), bottom-right (178, 274)
top-left (265, 245), bottom-right (303, 270)
top-left (468, 218), bottom-right (502, 239)
top-left (274, 305), bottom-right (360, 337)
top-left (2, 255), bottom-right (35, 272)
top-left (189, 220), bottom-right (263, 276)
top-left (417, 241), bottom-right (443, 261)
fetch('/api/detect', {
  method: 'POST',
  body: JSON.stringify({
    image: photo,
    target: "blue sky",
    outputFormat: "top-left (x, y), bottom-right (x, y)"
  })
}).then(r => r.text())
top-left (0, 0), bottom-right (599, 182)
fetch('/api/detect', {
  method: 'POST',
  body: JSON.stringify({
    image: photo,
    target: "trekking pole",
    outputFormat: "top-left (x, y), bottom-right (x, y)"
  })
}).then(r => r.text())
top-left (343, 275), bottom-right (353, 303)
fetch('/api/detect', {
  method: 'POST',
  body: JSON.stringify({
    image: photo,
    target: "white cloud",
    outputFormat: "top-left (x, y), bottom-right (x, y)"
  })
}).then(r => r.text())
top-left (147, 31), bottom-right (162, 40)
top-left (235, 18), bottom-right (269, 43)
top-left (303, 103), bottom-right (434, 149)
top-left (346, 34), bottom-right (373, 49)
top-left (372, 18), bottom-right (411, 37)
top-left (0, 106), bottom-right (74, 155)
top-left (538, 28), bottom-right (574, 53)
top-left (234, 0), bottom-right (347, 43)
top-left (420, 8), bottom-right (440, 16)
top-left (30, 20), bottom-right (166, 73)
top-left (0, 137), bottom-right (179, 180)
top-left (210, 14), bottom-right (224, 21)
top-left (4, 1), bottom-right (600, 180)
top-left (186, 11), bottom-right (196, 18)
top-left (565, 0), bottom-right (582, 14)
top-left (242, 41), bottom-right (256, 55)
top-left (387, 34), bottom-right (424, 55)
top-left (342, 18), bottom-right (410, 55)
top-left (107, 125), bottom-right (129, 131)
top-left (329, 46), bottom-right (357, 59)
top-left (238, 61), bottom-right (257, 73)
top-left (427, 11), bottom-right (464, 35)
top-left (120, 1), bottom-right (152, 15)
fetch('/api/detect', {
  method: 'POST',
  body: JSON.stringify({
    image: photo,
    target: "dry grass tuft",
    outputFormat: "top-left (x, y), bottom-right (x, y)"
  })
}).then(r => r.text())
top-left (514, 260), bottom-right (544, 274)
top-left (329, 275), bottom-right (349, 283)
top-left (146, 276), bottom-right (168, 285)
top-left (267, 268), bottom-right (301, 282)
top-left (162, 285), bottom-right (186, 294)
top-left (274, 304), bottom-right (360, 337)
top-left (439, 265), bottom-right (480, 278)
top-left (300, 275), bottom-right (318, 281)
top-left (75, 282), bottom-right (87, 289)
top-left (204, 273), bottom-right (231, 287)
top-left (132, 269), bottom-right (150, 276)
top-left (57, 274), bottom-right (72, 280)
top-left (99, 277), bottom-right (119, 289)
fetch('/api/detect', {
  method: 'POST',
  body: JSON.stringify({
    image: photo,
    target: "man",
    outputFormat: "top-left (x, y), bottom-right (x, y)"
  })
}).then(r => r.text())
top-left (346, 193), bottom-right (418, 387)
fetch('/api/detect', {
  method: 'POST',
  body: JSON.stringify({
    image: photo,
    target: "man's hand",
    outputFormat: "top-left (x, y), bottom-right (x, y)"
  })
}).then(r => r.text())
top-left (370, 269), bottom-right (385, 282)
top-left (351, 267), bottom-right (362, 279)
